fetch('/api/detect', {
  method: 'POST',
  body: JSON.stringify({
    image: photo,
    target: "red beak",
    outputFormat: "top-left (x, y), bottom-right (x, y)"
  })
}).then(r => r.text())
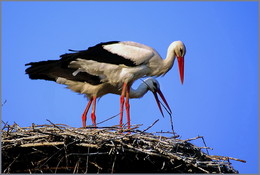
top-left (152, 89), bottom-right (172, 117)
top-left (177, 56), bottom-right (184, 84)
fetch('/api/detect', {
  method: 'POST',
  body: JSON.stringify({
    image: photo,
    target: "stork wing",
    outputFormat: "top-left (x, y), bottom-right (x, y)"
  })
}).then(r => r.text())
top-left (103, 41), bottom-right (155, 65)
top-left (60, 41), bottom-right (154, 67)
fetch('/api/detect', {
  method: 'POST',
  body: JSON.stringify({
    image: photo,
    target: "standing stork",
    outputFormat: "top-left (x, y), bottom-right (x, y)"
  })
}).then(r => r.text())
top-left (66, 40), bottom-right (186, 128)
top-left (25, 59), bottom-right (171, 128)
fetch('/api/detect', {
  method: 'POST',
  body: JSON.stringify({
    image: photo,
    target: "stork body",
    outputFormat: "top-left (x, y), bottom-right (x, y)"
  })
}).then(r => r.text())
top-left (25, 40), bottom-right (185, 128)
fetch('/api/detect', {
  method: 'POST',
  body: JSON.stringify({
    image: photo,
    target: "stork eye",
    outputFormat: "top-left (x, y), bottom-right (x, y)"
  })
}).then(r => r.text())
top-left (180, 48), bottom-right (183, 55)
top-left (153, 82), bottom-right (158, 88)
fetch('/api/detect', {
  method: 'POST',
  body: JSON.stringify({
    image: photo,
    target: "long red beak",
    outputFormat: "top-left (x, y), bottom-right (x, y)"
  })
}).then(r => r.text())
top-left (152, 89), bottom-right (172, 117)
top-left (177, 56), bottom-right (184, 84)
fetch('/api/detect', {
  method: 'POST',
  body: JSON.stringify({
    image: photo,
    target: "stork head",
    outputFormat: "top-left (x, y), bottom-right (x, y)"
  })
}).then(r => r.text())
top-left (144, 78), bottom-right (172, 117)
top-left (169, 41), bottom-right (186, 84)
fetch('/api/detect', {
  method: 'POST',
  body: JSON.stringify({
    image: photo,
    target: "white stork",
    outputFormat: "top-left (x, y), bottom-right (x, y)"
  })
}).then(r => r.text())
top-left (56, 77), bottom-right (171, 128)
top-left (25, 59), bottom-right (171, 128)
top-left (66, 41), bottom-right (186, 128)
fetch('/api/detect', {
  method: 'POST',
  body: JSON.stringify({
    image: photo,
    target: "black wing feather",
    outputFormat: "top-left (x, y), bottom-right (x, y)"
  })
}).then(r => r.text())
top-left (60, 41), bottom-right (137, 67)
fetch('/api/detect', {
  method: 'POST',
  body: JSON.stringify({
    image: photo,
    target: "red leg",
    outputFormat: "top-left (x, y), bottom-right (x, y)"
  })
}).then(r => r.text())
top-left (125, 85), bottom-right (131, 129)
top-left (120, 82), bottom-right (127, 128)
top-left (91, 96), bottom-right (97, 127)
top-left (82, 98), bottom-right (93, 128)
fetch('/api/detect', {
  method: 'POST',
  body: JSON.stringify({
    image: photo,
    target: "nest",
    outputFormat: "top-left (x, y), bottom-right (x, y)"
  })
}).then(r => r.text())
top-left (2, 121), bottom-right (245, 173)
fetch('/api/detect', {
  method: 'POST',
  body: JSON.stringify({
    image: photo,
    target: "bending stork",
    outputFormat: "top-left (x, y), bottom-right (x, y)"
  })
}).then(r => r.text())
top-left (56, 77), bottom-right (171, 128)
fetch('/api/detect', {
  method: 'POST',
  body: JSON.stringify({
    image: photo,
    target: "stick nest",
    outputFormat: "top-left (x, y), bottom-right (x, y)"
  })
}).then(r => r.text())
top-left (2, 122), bottom-right (245, 173)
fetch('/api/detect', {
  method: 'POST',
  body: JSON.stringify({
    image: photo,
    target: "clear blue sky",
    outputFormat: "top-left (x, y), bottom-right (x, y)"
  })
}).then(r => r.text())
top-left (2, 1), bottom-right (258, 173)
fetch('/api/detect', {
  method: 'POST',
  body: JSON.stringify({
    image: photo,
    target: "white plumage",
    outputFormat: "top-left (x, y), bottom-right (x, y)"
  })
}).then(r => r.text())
top-left (103, 41), bottom-right (155, 65)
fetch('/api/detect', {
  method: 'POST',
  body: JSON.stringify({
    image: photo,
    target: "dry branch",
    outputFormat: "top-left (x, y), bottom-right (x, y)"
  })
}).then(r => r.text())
top-left (2, 122), bottom-right (245, 173)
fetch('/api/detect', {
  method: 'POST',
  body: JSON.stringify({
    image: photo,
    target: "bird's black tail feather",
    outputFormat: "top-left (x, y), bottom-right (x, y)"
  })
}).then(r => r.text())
top-left (25, 59), bottom-right (102, 85)
top-left (25, 60), bottom-right (61, 81)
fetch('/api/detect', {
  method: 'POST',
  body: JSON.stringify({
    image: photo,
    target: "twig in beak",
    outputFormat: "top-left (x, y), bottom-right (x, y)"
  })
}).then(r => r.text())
top-left (159, 101), bottom-right (172, 116)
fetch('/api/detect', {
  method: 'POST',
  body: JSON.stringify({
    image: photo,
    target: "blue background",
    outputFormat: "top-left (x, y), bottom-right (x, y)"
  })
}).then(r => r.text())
top-left (2, 1), bottom-right (258, 173)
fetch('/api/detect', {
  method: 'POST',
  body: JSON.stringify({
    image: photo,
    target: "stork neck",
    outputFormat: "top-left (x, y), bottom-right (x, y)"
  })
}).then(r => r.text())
top-left (129, 83), bottom-right (149, 98)
top-left (159, 45), bottom-right (176, 75)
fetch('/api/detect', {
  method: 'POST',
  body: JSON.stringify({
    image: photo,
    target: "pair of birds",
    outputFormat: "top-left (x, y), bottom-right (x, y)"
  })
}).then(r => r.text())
top-left (25, 40), bottom-right (186, 129)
